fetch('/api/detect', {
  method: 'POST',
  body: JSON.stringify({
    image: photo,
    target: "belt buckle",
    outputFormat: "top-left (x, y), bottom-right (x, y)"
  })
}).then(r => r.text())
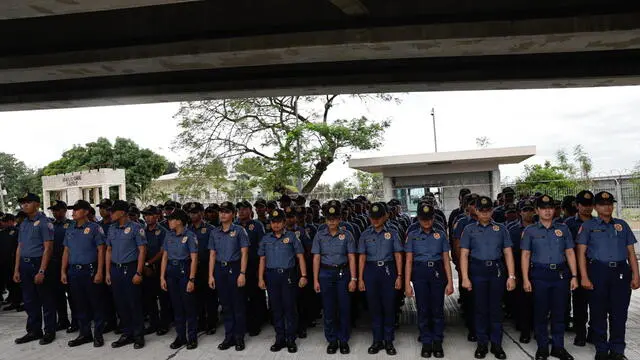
top-left (485, 260), bottom-right (493, 266)
top-left (75, 264), bottom-right (83, 270)
top-left (171, 260), bottom-right (179, 266)
top-left (427, 261), bottom-right (434, 267)
top-left (221, 261), bottom-right (229, 267)
top-left (549, 264), bottom-right (557, 270)
top-left (376, 261), bottom-right (385, 267)
top-left (23, 257), bottom-right (31, 263)
top-left (277, 268), bottom-right (284, 274)
top-left (609, 262), bottom-right (617, 268)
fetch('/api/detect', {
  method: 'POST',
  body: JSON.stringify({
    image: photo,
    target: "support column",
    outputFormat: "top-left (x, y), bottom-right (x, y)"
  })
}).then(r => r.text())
top-left (83, 188), bottom-right (90, 201)
top-left (102, 185), bottom-right (110, 200)
top-left (490, 170), bottom-right (501, 200)
top-left (67, 188), bottom-right (82, 207)
top-left (382, 176), bottom-right (393, 202)
top-left (92, 187), bottom-right (100, 204)
top-left (119, 184), bottom-right (127, 201)
top-left (42, 191), bottom-right (51, 215)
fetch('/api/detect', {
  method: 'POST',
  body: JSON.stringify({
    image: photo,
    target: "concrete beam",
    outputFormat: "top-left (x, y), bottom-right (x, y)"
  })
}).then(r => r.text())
top-left (0, 0), bottom-right (202, 20)
top-left (329, 0), bottom-right (368, 16)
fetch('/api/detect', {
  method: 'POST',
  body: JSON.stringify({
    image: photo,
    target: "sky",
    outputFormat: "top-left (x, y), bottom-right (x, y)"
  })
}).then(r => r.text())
top-left (1, 86), bottom-right (639, 186)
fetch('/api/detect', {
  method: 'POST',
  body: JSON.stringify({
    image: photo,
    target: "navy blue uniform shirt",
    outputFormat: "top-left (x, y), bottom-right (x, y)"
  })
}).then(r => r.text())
top-left (311, 227), bottom-right (356, 266)
top-left (164, 229), bottom-right (198, 260)
top-left (236, 219), bottom-right (265, 260)
top-left (64, 221), bottom-right (105, 265)
top-left (405, 227), bottom-right (450, 262)
top-left (145, 224), bottom-right (167, 260)
top-left (258, 231), bottom-right (304, 269)
top-left (106, 221), bottom-right (147, 264)
top-left (576, 217), bottom-right (637, 262)
top-left (357, 226), bottom-right (403, 262)
top-left (521, 222), bottom-right (574, 264)
top-left (208, 224), bottom-right (250, 262)
top-left (188, 221), bottom-right (215, 258)
top-left (18, 212), bottom-right (54, 258)
top-left (460, 222), bottom-right (512, 261)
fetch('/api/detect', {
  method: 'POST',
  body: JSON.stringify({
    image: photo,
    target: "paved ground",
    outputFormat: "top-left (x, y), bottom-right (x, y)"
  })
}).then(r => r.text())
top-left (1, 288), bottom-right (639, 360)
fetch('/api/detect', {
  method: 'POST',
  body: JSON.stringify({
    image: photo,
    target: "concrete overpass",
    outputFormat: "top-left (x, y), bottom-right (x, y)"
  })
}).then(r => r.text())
top-left (2, 0), bottom-right (640, 110)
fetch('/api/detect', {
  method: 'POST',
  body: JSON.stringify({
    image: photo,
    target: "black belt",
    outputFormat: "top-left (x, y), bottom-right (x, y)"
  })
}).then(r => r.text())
top-left (169, 259), bottom-right (189, 266)
top-left (532, 262), bottom-right (566, 270)
top-left (589, 259), bottom-right (627, 268)
top-left (471, 258), bottom-right (502, 266)
top-left (71, 263), bottom-right (96, 270)
top-left (217, 260), bottom-right (239, 267)
top-left (22, 257), bottom-right (41, 263)
top-left (113, 261), bottom-right (136, 268)
top-left (415, 260), bottom-right (442, 267)
top-left (266, 267), bottom-right (294, 274)
top-left (320, 263), bottom-right (347, 270)
top-left (366, 260), bottom-right (391, 267)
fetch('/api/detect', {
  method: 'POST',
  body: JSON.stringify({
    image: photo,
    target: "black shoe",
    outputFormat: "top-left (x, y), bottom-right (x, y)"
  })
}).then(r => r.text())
top-left (368, 341), bottom-right (384, 354)
top-left (170, 337), bottom-right (186, 349)
top-left (3, 304), bottom-right (18, 311)
top-left (248, 329), bottom-right (261, 337)
top-left (15, 304), bottom-right (25, 312)
top-left (550, 348), bottom-right (574, 360)
top-left (111, 335), bottom-right (134, 348)
top-left (15, 332), bottom-right (43, 344)
top-left (475, 344), bottom-right (489, 359)
top-left (594, 353), bottom-right (609, 360)
top-left (385, 341), bottom-right (397, 356)
top-left (235, 339), bottom-right (245, 351)
top-left (327, 341), bottom-right (339, 354)
top-left (206, 327), bottom-right (216, 335)
top-left (573, 336), bottom-right (586, 347)
top-left (186, 340), bottom-right (198, 350)
top-left (298, 328), bottom-right (307, 339)
top-left (39, 333), bottom-right (55, 345)
top-left (433, 341), bottom-right (444, 358)
top-left (468, 333), bottom-right (478, 342)
top-left (144, 326), bottom-right (157, 335)
top-left (535, 349), bottom-right (549, 360)
top-left (270, 340), bottom-right (286, 352)
top-left (339, 341), bottom-right (350, 354)
top-left (609, 354), bottom-right (628, 360)
top-left (68, 335), bottom-right (93, 347)
top-left (218, 339), bottom-right (235, 350)
top-left (57, 321), bottom-right (71, 332)
top-left (133, 337), bottom-right (145, 349)
top-left (421, 343), bottom-right (433, 358)
top-left (520, 334), bottom-right (531, 344)
top-left (491, 343), bottom-right (507, 359)
top-left (93, 335), bottom-right (104, 348)
top-left (156, 327), bottom-right (169, 336)
top-left (287, 340), bottom-right (297, 353)
top-left (66, 324), bottom-right (79, 334)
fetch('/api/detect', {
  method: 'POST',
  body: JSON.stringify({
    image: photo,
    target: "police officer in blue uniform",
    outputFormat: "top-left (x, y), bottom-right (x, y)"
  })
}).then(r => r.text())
top-left (48, 200), bottom-right (77, 333)
top-left (209, 201), bottom-right (250, 351)
top-left (105, 200), bottom-right (147, 349)
top-left (563, 190), bottom-right (594, 347)
top-left (160, 209), bottom-right (199, 350)
top-left (358, 202), bottom-right (404, 356)
top-left (312, 202), bottom-right (357, 354)
top-left (0, 213), bottom-right (22, 311)
top-left (521, 195), bottom-right (578, 360)
top-left (141, 205), bottom-right (170, 336)
top-left (236, 200), bottom-right (267, 336)
top-left (60, 200), bottom-right (106, 348)
top-left (509, 199), bottom-right (535, 344)
top-left (576, 191), bottom-right (640, 360)
top-left (258, 208), bottom-right (308, 353)
top-left (96, 198), bottom-right (118, 333)
top-left (460, 196), bottom-right (516, 359)
top-left (14, 193), bottom-right (57, 345)
top-left (405, 204), bottom-right (453, 358)
top-left (187, 202), bottom-right (219, 335)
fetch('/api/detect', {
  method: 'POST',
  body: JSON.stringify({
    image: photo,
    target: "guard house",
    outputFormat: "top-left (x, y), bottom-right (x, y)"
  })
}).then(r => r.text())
top-left (42, 168), bottom-right (126, 214)
top-left (348, 146), bottom-right (536, 217)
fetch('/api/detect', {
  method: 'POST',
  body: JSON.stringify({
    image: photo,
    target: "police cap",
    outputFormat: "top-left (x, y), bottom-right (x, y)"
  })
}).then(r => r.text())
top-left (575, 190), bottom-right (595, 206)
top-left (68, 200), bottom-right (92, 211)
top-left (594, 191), bottom-right (616, 205)
top-left (369, 202), bottom-right (387, 219)
top-left (535, 195), bottom-right (554, 209)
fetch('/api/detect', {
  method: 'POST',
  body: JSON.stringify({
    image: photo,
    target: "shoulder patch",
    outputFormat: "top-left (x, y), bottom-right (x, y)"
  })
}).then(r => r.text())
top-left (201, 227), bottom-right (207, 234)
top-left (433, 233), bottom-right (441, 239)
top-left (248, 223), bottom-right (255, 231)
top-left (33, 220), bottom-right (40, 226)
top-left (614, 223), bottom-right (623, 232)
top-left (384, 232), bottom-right (391, 240)
top-left (155, 229), bottom-right (161, 236)
top-left (139, 228), bottom-right (145, 236)
top-left (283, 237), bottom-right (290, 244)
top-left (554, 229), bottom-right (563, 237)
top-left (339, 234), bottom-right (346, 240)
top-left (181, 236), bottom-right (188, 244)
top-left (124, 227), bottom-right (131, 234)
top-left (63, 223), bottom-right (69, 229)
top-left (492, 225), bottom-right (500, 232)
top-left (47, 222), bottom-right (53, 230)
top-left (84, 227), bottom-right (91, 235)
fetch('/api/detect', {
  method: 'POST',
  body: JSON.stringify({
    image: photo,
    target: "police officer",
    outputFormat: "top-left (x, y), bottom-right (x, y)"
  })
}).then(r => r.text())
top-left (236, 200), bottom-right (267, 336)
top-left (564, 190), bottom-right (594, 346)
top-left (521, 195), bottom-right (578, 360)
top-left (405, 204), bottom-right (453, 358)
top-left (449, 188), bottom-right (471, 239)
top-left (209, 201), bottom-right (250, 351)
top-left (460, 196), bottom-right (516, 359)
top-left (358, 202), bottom-right (403, 356)
top-left (48, 200), bottom-right (77, 333)
top-left (96, 198), bottom-right (118, 333)
top-left (187, 202), bottom-right (218, 334)
top-left (0, 214), bottom-right (22, 311)
top-left (576, 191), bottom-right (640, 360)
top-left (96, 199), bottom-right (113, 235)
top-left (204, 204), bottom-right (220, 227)
top-left (312, 202), bottom-right (357, 354)
top-left (14, 193), bottom-right (57, 345)
top-left (258, 208), bottom-right (308, 353)
top-left (141, 205), bottom-right (170, 336)
top-left (509, 199), bottom-right (535, 344)
top-left (160, 209), bottom-right (199, 350)
top-left (60, 200), bottom-right (106, 348)
top-left (105, 200), bottom-right (147, 349)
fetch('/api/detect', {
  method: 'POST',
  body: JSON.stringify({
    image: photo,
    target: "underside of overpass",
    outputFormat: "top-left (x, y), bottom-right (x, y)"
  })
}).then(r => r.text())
top-left (2, 0), bottom-right (640, 110)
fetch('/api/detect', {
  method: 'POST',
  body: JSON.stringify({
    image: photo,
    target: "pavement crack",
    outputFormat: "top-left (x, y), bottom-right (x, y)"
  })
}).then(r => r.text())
top-left (503, 329), bottom-right (534, 360)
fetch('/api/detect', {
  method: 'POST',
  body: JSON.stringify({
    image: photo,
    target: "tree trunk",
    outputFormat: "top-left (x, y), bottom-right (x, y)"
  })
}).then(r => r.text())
top-left (301, 158), bottom-right (331, 194)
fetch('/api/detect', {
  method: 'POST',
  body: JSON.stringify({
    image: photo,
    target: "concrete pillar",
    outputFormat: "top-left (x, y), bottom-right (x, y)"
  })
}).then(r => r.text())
top-left (83, 188), bottom-right (90, 201)
top-left (490, 170), bottom-right (501, 199)
top-left (92, 187), bottom-right (100, 204)
top-left (382, 176), bottom-right (393, 202)
top-left (67, 188), bottom-right (82, 207)
top-left (42, 191), bottom-right (51, 214)
top-left (119, 184), bottom-right (127, 201)
top-left (102, 185), bottom-right (110, 200)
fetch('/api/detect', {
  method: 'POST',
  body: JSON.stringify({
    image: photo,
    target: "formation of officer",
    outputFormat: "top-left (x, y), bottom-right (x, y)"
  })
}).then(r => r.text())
top-left (2, 189), bottom-right (638, 360)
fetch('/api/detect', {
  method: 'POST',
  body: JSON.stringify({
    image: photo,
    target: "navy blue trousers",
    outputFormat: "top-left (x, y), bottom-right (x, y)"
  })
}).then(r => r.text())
top-left (363, 262), bottom-right (396, 342)
top-left (319, 267), bottom-right (351, 342)
top-left (470, 259), bottom-right (505, 346)
top-left (412, 261), bottom-right (446, 344)
top-left (110, 262), bottom-right (144, 338)
top-left (531, 264), bottom-right (570, 350)
top-left (167, 260), bottom-right (197, 342)
top-left (20, 257), bottom-right (56, 334)
top-left (68, 264), bottom-right (105, 337)
top-left (588, 260), bottom-right (632, 355)
top-left (266, 268), bottom-right (298, 342)
top-left (215, 261), bottom-right (246, 341)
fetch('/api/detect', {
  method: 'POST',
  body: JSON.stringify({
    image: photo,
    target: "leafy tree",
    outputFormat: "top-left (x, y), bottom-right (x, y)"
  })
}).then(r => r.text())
top-left (0, 153), bottom-right (42, 210)
top-left (354, 171), bottom-right (383, 196)
top-left (173, 95), bottom-right (394, 194)
top-left (573, 144), bottom-right (592, 179)
top-left (515, 161), bottom-right (579, 197)
top-left (175, 158), bottom-right (228, 200)
top-left (43, 137), bottom-right (168, 201)
top-left (164, 161), bottom-right (179, 175)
